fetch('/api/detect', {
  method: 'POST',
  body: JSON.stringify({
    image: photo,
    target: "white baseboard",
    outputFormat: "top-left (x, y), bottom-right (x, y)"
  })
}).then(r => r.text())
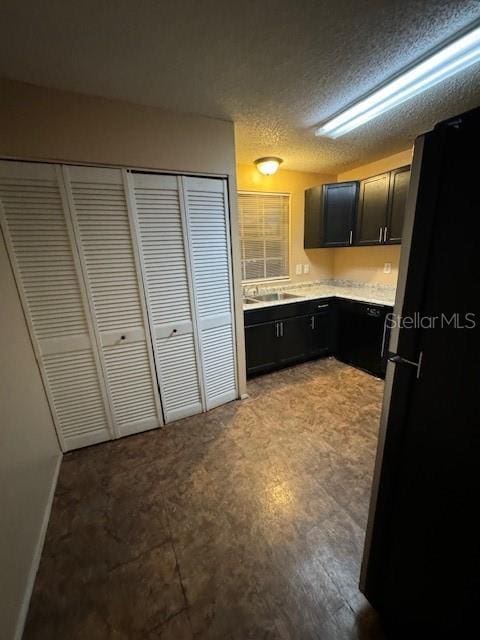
top-left (14, 453), bottom-right (62, 640)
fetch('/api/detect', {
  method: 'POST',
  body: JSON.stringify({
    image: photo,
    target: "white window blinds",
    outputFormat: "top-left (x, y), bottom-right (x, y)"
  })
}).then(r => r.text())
top-left (238, 192), bottom-right (290, 282)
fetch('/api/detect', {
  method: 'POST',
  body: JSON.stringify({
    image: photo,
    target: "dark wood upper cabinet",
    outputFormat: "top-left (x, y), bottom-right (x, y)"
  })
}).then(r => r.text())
top-left (385, 165), bottom-right (411, 244)
top-left (303, 167), bottom-right (409, 249)
top-left (356, 165), bottom-right (411, 246)
top-left (304, 185), bottom-right (323, 248)
top-left (356, 173), bottom-right (390, 245)
top-left (323, 181), bottom-right (359, 247)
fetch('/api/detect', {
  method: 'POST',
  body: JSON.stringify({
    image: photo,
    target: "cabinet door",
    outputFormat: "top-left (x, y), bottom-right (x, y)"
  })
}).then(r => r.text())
top-left (128, 172), bottom-right (203, 422)
top-left (386, 165), bottom-right (410, 244)
top-left (304, 186), bottom-right (323, 248)
top-left (307, 306), bottom-right (331, 357)
top-left (335, 300), bottom-right (365, 369)
top-left (0, 160), bottom-right (113, 451)
top-left (182, 177), bottom-right (237, 410)
top-left (245, 321), bottom-right (277, 377)
top-left (277, 315), bottom-right (308, 365)
top-left (323, 182), bottom-right (358, 247)
top-left (64, 166), bottom-right (163, 438)
top-left (356, 173), bottom-right (390, 245)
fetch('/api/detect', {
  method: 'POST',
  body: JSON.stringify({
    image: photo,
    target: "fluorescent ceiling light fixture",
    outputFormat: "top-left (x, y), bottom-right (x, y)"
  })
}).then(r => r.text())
top-left (254, 157), bottom-right (283, 175)
top-left (316, 24), bottom-right (480, 138)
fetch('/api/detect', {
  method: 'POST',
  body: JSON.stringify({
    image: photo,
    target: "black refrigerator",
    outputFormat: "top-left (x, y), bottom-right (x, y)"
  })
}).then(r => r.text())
top-left (360, 106), bottom-right (480, 637)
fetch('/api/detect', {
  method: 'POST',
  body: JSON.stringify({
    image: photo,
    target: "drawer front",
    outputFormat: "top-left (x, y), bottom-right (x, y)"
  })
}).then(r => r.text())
top-left (244, 297), bottom-right (333, 326)
top-left (307, 299), bottom-right (332, 314)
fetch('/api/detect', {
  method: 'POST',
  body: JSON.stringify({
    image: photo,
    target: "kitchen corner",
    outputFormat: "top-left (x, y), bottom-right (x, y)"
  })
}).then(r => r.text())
top-left (243, 279), bottom-right (395, 380)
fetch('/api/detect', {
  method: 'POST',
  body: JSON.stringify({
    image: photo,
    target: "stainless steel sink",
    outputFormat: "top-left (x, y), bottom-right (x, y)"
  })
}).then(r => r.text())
top-left (243, 297), bottom-right (259, 305)
top-left (252, 292), bottom-right (303, 302)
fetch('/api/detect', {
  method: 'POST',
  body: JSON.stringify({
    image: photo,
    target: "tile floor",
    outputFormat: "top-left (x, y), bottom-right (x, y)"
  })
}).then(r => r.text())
top-left (24, 358), bottom-right (386, 639)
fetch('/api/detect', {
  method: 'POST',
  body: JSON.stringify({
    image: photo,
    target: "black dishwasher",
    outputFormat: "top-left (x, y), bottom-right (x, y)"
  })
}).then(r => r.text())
top-left (335, 299), bottom-right (391, 378)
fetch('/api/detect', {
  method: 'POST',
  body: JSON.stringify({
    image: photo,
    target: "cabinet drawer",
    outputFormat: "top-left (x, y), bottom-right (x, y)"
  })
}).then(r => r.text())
top-left (244, 298), bottom-right (333, 326)
top-left (306, 299), bottom-right (331, 314)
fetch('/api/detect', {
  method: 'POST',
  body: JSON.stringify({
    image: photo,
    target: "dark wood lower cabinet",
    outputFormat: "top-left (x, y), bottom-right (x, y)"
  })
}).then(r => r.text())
top-left (307, 311), bottom-right (331, 358)
top-left (277, 315), bottom-right (308, 366)
top-left (244, 321), bottom-right (277, 376)
top-left (245, 299), bottom-right (333, 378)
top-left (245, 298), bottom-right (392, 379)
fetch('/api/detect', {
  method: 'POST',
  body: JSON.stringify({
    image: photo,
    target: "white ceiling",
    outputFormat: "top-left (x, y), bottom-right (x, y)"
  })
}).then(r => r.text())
top-left (1, 0), bottom-right (480, 173)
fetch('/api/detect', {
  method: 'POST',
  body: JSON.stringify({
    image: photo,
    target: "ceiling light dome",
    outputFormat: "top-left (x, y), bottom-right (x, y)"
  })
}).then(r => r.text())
top-left (254, 157), bottom-right (283, 175)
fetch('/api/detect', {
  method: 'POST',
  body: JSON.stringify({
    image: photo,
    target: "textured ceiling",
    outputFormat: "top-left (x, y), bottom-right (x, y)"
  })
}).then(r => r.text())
top-left (1, 0), bottom-right (480, 173)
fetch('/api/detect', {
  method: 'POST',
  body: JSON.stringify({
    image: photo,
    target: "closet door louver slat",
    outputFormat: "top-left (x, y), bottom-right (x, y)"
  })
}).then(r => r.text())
top-left (182, 177), bottom-right (237, 410)
top-left (0, 161), bottom-right (112, 450)
top-left (129, 173), bottom-right (203, 422)
top-left (64, 166), bottom-right (163, 437)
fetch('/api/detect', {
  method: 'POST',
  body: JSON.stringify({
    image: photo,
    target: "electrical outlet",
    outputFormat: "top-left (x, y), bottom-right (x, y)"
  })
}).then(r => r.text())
top-left (295, 264), bottom-right (302, 275)
top-left (384, 262), bottom-right (392, 274)
top-left (303, 264), bottom-right (310, 274)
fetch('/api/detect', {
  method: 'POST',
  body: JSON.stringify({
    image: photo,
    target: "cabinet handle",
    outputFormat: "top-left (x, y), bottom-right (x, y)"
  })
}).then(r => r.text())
top-left (384, 226), bottom-right (388, 242)
top-left (275, 322), bottom-right (279, 338)
top-left (349, 230), bottom-right (353, 245)
top-left (317, 304), bottom-right (329, 309)
top-left (378, 227), bottom-right (382, 242)
top-left (310, 316), bottom-right (315, 329)
top-left (280, 321), bottom-right (284, 337)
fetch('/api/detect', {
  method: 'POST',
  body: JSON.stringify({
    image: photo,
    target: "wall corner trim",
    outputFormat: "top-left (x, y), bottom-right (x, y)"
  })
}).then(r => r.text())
top-left (14, 453), bottom-right (62, 640)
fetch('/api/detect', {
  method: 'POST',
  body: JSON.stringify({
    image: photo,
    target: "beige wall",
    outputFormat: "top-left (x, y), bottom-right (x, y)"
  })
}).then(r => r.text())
top-left (0, 235), bottom-right (61, 640)
top-left (333, 245), bottom-right (402, 286)
top-left (0, 78), bottom-right (236, 176)
top-left (334, 148), bottom-right (413, 286)
top-left (236, 163), bottom-right (335, 285)
top-left (337, 149), bottom-right (413, 182)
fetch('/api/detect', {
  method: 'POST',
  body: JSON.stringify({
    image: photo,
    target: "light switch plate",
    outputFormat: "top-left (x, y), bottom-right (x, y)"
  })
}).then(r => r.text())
top-left (384, 262), bottom-right (392, 274)
top-left (295, 264), bottom-right (302, 275)
top-left (303, 264), bottom-right (310, 274)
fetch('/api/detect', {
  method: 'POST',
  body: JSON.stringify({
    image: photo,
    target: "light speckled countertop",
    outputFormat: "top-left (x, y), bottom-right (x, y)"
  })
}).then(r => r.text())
top-left (243, 281), bottom-right (396, 311)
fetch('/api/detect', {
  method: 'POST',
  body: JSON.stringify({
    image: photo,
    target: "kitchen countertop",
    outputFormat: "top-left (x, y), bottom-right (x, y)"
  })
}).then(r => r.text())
top-left (243, 282), bottom-right (396, 310)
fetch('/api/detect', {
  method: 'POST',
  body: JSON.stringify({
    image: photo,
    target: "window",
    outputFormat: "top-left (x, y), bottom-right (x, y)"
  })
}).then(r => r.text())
top-left (238, 191), bottom-right (290, 282)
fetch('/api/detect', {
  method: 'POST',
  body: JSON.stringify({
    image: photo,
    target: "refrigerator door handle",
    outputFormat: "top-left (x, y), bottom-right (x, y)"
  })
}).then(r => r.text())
top-left (387, 351), bottom-right (423, 379)
top-left (380, 321), bottom-right (388, 357)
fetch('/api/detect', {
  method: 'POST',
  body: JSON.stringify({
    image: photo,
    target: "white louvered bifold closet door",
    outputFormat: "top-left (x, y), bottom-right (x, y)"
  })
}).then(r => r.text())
top-left (128, 173), bottom-right (203, 422)
top-left (182, 177), bottom-right (237, 409)
top-left (0, 161), bottom-right (113, 450)
top-left (63, 166), bottom-right (163, 437)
